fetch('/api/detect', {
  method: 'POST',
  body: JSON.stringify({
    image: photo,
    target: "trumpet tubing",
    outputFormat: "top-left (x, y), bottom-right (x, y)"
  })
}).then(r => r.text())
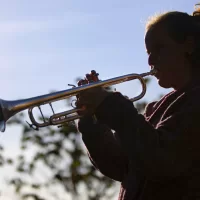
top-left (0, 69), bottom-right (156, 132)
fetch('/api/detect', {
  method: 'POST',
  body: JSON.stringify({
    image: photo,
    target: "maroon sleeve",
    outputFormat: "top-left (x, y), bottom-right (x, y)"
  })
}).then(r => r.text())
top-left (95, 91), bottom-right (200, 181)
top-left (78, 116), bottom-right (128, 181)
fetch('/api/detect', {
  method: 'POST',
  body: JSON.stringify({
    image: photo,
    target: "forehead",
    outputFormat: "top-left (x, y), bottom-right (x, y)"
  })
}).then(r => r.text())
top-left (145, 26), bottom-right (173, 49)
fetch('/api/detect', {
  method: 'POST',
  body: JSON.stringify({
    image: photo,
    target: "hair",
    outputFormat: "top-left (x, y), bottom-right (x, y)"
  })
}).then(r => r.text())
top-left (145, 6), bottom-right (200, 69)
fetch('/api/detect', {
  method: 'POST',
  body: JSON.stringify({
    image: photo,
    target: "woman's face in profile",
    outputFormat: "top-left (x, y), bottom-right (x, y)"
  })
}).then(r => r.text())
top-left (145, 25), bottom-right (192, 90)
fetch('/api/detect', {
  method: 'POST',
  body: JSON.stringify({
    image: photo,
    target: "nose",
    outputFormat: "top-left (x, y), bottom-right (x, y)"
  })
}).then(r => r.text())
top-left (148, 53), bottom-right (158, 67)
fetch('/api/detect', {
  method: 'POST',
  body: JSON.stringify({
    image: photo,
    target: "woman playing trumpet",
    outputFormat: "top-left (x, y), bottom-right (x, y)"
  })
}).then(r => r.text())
top-left (77, 6), bottom-right (200, 200)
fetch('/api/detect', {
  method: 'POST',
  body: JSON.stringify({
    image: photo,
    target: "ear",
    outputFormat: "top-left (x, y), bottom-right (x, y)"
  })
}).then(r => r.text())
top-left (184, 36), bottom-right (195, 55)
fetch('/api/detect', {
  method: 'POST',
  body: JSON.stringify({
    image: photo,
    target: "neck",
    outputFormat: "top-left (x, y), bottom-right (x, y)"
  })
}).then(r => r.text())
top-left (172, 74), bottom-right (191, 91)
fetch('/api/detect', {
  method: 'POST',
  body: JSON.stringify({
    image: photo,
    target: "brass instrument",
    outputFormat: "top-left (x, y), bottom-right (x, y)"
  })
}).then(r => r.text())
top-left (0, 69), bottom-right (156, 132)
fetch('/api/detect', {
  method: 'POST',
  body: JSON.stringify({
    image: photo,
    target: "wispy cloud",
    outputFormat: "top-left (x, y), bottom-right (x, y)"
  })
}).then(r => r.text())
top-left (0, 12), bottom-right (98, 35)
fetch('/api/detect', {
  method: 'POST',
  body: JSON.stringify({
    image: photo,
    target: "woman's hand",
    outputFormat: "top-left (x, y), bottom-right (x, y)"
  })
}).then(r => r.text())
top-left (76, 70), bottom-right (113, 116)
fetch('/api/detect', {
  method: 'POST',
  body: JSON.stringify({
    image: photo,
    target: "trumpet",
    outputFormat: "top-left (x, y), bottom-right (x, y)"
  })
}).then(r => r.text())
top-left (0, 69), bottom-right (157, 132)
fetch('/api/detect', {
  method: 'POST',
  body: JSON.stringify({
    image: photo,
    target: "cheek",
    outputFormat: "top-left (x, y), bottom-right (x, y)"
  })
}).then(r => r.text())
top-left (160, 69), bottom-right (174, 79)
top-left (159, 51), bottom-right (183, 70)
top-left (167, 47), bottom-right (184, 62)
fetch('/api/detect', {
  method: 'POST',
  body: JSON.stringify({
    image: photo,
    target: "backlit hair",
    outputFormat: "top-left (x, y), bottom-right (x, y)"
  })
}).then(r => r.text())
top-left (145, 5), bottom-right (200, 68)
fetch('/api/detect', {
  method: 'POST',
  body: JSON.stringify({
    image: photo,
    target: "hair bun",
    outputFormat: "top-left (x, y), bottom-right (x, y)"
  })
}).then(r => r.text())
top-left (193, 3), bottom-right (200, 16)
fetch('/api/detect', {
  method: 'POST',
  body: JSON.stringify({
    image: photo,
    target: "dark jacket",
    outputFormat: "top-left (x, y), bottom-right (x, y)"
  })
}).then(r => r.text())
top-left (78, 79), bottom-right (200, 200)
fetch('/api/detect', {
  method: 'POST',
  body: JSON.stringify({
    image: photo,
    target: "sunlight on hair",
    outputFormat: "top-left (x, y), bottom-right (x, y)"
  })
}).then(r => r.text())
top-left (144, 11), bottom-right (168, 33)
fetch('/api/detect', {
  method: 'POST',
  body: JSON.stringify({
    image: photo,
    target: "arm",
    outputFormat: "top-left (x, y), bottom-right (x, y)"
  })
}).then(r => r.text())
top-left (78, 116), bottom-right (128, 181)
top-left (95, 91), bottom-right (200, 181)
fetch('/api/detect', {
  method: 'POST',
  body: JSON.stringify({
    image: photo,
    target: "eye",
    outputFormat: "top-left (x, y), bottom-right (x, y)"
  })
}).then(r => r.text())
top-left (148, 44), bottom-right (165, 55)
top-left (155, 44), bottom-right (165, 53)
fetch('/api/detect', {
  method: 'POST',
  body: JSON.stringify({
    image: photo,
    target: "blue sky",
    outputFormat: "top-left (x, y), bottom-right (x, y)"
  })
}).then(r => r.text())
top-left (0, 0), bottom-right (198, 199)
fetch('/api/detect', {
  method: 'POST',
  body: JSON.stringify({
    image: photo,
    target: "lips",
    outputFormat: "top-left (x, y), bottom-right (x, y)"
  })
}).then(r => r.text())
top-left (155, 73), bottom-right (160, 79)
top-left (152, 66), bottom-right (160, 78)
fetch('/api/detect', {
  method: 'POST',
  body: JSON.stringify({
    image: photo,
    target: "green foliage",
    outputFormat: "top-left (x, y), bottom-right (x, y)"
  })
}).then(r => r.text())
top-left (4, 113), bottom-right (117, 200)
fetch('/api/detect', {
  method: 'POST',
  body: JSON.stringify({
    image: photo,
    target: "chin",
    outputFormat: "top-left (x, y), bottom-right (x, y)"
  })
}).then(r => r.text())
top-left (158, 79), bottom-right (172, 89)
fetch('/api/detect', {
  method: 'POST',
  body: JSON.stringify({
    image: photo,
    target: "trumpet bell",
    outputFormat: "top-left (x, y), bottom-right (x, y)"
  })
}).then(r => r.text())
top-left (0, 100), bottom-right (6, 132)
top-left (0, 121), bottom-right (5, 132)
